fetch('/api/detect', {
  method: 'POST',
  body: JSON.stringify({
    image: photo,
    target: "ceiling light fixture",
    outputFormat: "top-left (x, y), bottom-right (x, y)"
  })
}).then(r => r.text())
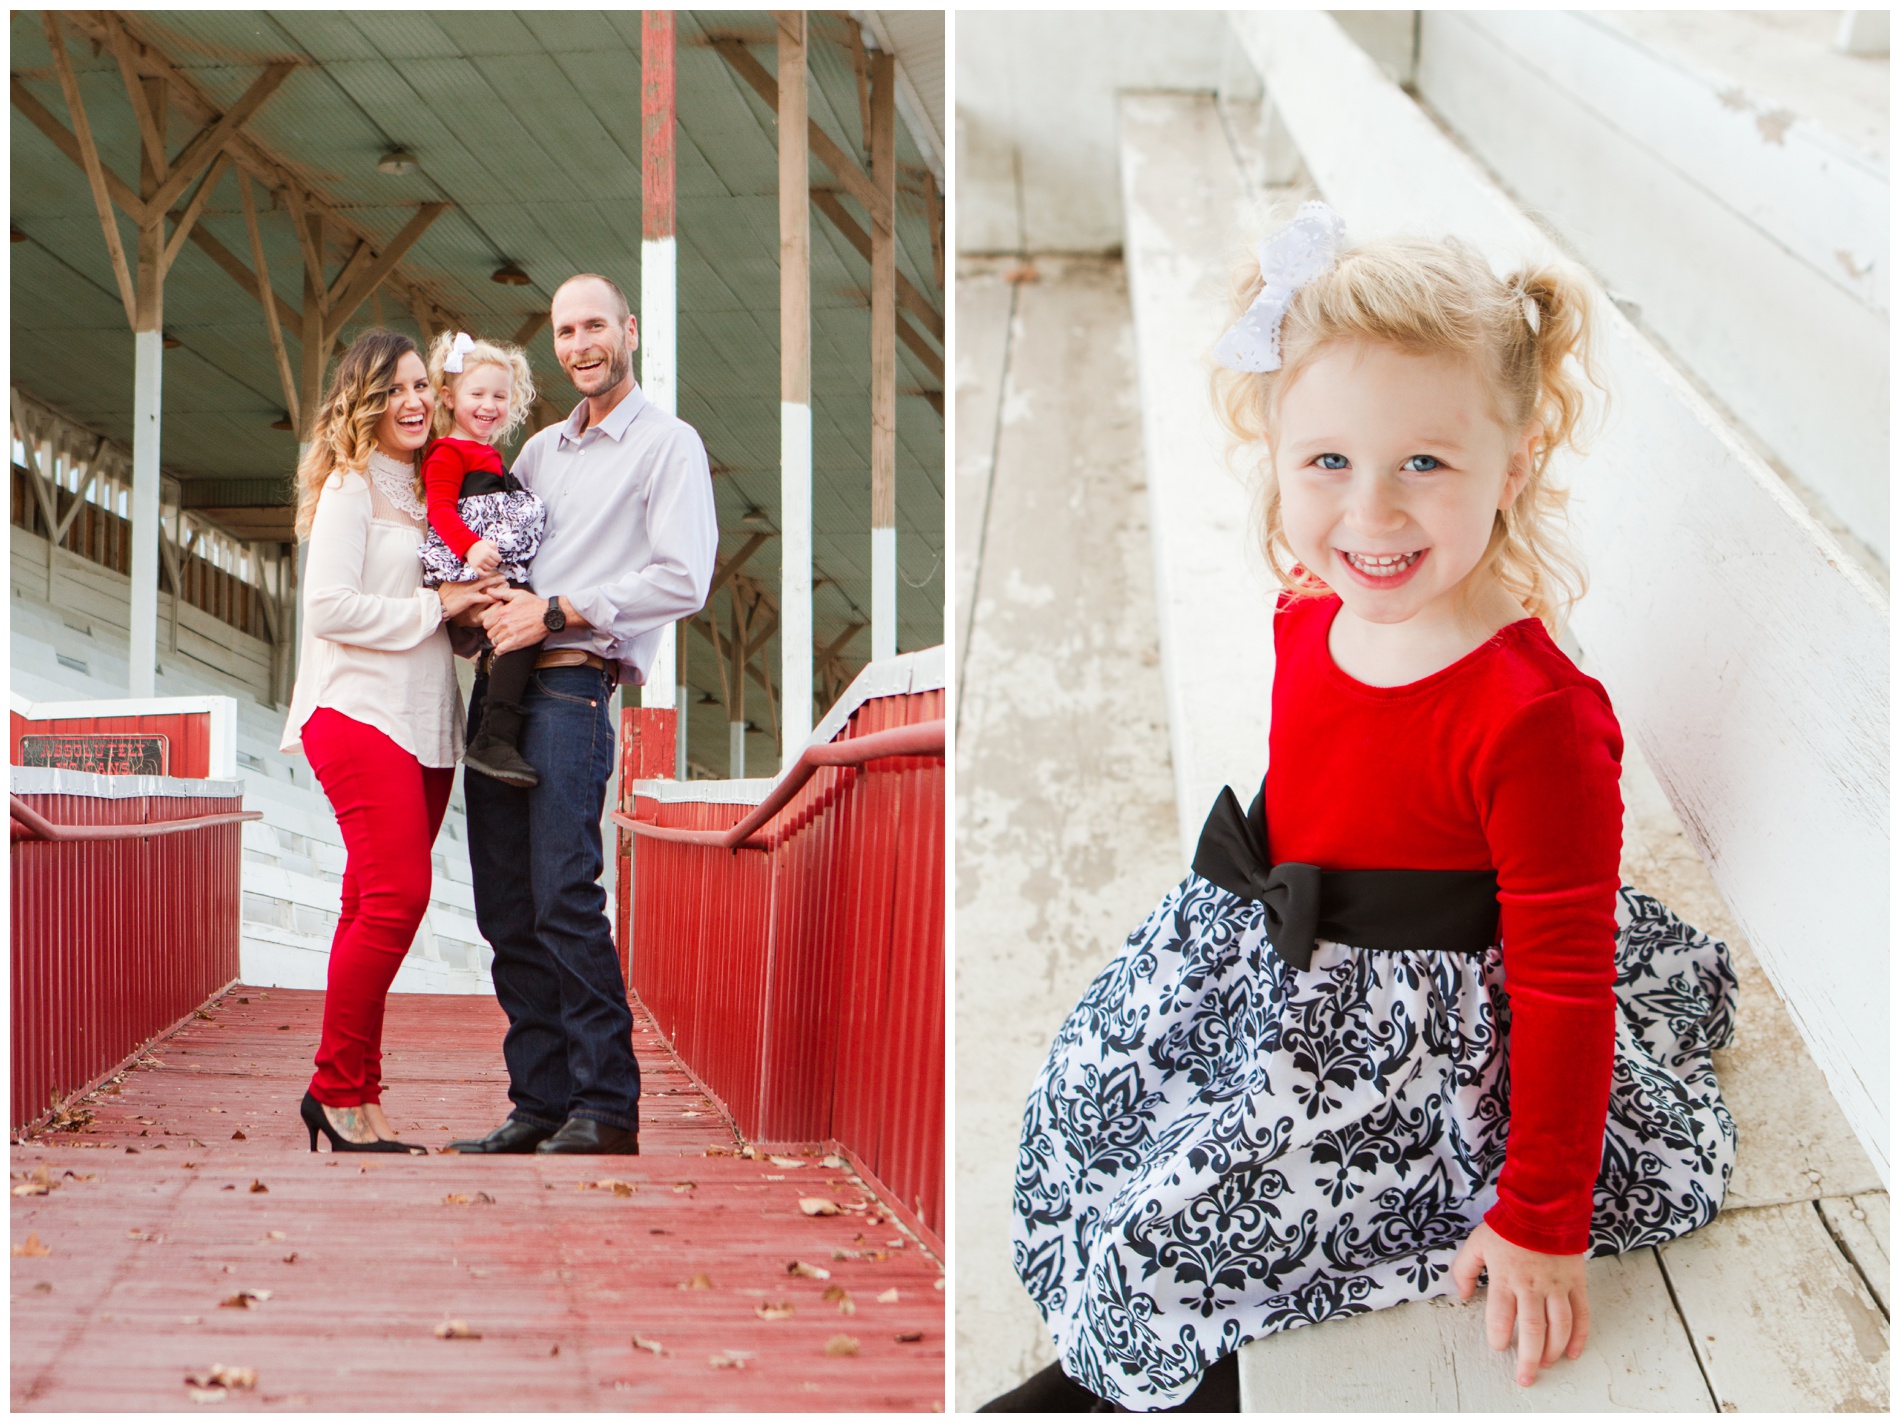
top-left (162, 332), bottom-right (182, 349)
top-left (376, 148), bottom-right (419, 175)
top-left (270, 414), bottom-right (295, 431)
top-left (740, 506), bottom-right (769, 526)
top-left (491, 261), bottom-right (531, 286)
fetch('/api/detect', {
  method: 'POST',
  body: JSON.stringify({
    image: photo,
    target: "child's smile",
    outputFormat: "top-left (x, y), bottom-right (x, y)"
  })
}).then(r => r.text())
top-left (451, 363), bottom-right (513, 443)
top-left (1274, 339), bottom-right (1538, 682)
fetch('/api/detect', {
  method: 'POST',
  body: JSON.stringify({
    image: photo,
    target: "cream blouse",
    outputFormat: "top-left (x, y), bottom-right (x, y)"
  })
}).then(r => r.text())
top-left (280, 451), bottom-right (464, 768)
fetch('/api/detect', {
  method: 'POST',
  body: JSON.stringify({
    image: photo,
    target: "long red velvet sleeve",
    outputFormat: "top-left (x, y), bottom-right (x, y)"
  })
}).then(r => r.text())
top-left (1475, 686), bottom-right (1624, 1255)
top-left (421, 439), bottom-right (503, 559)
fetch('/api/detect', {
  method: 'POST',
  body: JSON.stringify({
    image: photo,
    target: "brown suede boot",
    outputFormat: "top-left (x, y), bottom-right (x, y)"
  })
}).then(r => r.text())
top-left (463, 700), bottom-right (539, 788)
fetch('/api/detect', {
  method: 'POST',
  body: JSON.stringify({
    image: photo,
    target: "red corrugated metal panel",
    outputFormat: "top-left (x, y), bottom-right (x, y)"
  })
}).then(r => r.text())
top-left (615, 691), bottom-right (944, 1248)
top-left (10, 789), bottom-right (243, 1130)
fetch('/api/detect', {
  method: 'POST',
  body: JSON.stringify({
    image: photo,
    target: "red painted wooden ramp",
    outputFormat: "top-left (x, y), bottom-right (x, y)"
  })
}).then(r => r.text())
top-left (10, 988), bottom-right (945, 1411)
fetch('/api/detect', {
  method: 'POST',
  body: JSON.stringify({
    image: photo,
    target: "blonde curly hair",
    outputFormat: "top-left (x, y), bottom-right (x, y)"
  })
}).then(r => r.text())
top-left (293, 329), bottom-right (422, 541)
top-left (425, 330), bottom-right (536, 446)
top-left (1213, 232), bottom-right (1604, 629)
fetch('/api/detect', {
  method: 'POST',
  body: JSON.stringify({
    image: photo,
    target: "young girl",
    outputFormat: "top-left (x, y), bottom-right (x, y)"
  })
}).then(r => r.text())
top-left (417, 330), bottom-right (546, 787)
top-left (993, 205), bottom-right (1737, 1411)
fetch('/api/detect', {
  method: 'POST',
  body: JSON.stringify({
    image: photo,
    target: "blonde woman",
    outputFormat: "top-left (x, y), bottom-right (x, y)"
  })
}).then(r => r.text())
top-left (280, 329), bottom-right (500, 1153)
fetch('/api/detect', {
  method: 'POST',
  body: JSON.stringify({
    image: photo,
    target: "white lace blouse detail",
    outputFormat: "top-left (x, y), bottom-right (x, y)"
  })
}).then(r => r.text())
top-left (365, 449), bottom-right (427, 524)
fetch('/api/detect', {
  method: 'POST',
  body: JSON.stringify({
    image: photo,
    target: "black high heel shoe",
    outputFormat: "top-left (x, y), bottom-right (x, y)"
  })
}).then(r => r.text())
top-left (300, 1091), bottom-right (425, 1154)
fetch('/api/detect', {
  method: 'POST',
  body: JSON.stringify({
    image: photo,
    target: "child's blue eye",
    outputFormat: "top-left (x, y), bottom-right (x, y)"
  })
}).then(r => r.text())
top-left (1403, 455), bottom-right (1441, 472)
top-left (1315, 453), bottom-right (1349, 471)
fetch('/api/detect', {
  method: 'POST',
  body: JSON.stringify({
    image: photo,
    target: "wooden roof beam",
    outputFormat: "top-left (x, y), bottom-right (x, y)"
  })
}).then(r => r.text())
top-left (37, 15), bottom-right (137, 326)
top-left (810, 188), bottom-right (942, 340)
top-left (709, 35), bottom-right (890, 231)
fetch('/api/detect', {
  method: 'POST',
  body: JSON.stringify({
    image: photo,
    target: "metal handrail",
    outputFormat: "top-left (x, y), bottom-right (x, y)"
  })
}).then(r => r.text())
top-left (613, 718), bottom-right (945, 851)
top-left (10, 795), bottom-right (262, 843)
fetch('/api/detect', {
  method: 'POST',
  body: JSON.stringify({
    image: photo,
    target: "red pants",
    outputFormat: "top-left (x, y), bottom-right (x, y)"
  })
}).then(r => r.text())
top-left (301, 707), bottom-right (453, 1107)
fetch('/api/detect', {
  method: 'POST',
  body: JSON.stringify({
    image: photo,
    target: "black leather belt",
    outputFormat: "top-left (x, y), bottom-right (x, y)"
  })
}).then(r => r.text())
top-left (1191, 786), bottom-right (1500, 971)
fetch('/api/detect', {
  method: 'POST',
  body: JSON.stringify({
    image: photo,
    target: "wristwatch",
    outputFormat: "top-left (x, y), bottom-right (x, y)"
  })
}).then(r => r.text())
top-left (543, 596), bottom-right (566, 633)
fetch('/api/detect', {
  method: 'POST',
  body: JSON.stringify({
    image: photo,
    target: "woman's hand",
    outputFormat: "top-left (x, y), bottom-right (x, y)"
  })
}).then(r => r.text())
top-left (1450, 1221), bottom-right (1590, 1387)
top-left (465, 539), bottom-right (501, 576)
top-left (436, 575), bottom-right (504, 625)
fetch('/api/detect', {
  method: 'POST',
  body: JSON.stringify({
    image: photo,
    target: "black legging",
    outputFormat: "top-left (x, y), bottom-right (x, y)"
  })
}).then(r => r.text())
top-left (977, 1352), bottom-right (1239, 1413)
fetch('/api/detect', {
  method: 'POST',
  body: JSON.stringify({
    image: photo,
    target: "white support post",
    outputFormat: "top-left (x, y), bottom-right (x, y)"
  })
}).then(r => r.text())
top-left (872, 526), bottom-right (897, 660)
top-left (641, 231), bottom-right (679, 718)
top-left (778, 11), bottom-right (815, 767)
top-left (781, 400), bottom-right (813, 756)
top-left (128, 328), bottom-right (164, 696)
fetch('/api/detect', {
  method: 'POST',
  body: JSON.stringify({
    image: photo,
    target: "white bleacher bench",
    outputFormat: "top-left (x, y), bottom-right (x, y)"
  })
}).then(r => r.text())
top-left (1118, 11), bottom-right (1887, 1410)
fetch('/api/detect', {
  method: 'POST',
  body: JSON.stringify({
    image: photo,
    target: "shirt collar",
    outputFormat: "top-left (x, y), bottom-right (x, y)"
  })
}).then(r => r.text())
top-left (559, 383), bottom-right (649, 446)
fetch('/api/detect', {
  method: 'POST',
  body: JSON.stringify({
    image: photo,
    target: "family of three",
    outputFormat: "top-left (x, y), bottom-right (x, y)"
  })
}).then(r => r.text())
top-left (278, 272), bottom-right (718, 1157)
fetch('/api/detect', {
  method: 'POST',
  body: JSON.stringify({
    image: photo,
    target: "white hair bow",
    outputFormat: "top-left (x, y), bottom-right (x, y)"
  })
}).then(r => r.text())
top-left (443, 331), bottom-right (476, 374)
top-left (1214, 201), bottom-right (1349, 373)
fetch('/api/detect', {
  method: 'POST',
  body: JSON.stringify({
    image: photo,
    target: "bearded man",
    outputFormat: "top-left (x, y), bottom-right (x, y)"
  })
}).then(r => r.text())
top-left (450, 273), bottom-right (717, 1155)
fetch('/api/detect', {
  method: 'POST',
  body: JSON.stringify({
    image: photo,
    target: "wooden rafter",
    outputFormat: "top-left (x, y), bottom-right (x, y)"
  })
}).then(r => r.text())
top-left (709, 530), bottom-right (773, 601)
top-left (325, 204), bottom-right (450, 330)
top-left (39, 14), bottom-right (137, 327)
top-left (710, 35), bottom-right (891, 230)
top-left (158, 149), bottom-right (230, 276)
top-left (145, 62), bottom-right (295, 215)
top-left (237, 170), bottom-right (299, 428)
top-left (809, 189), bottom-right (942, 341)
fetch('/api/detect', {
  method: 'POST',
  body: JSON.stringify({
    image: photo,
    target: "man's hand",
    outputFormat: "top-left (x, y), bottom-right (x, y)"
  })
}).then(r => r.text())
top-left (437, 575), bottom-right (504, 627)
top-left (484, 584), bottom-right (590, 654)
top-left (1450, 1221), bottom-right (1590, 1387)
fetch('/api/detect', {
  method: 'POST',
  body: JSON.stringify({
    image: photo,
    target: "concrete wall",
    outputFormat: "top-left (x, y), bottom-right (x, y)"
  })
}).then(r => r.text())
top-left (956, 10), bottom-right (1237, 253)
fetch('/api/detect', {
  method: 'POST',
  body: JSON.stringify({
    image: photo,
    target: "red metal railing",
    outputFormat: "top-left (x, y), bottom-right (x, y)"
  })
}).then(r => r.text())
top-left (12, 785), bottom-right (247, 1132)
top-left (614, 688), bottom-right (945, 1253)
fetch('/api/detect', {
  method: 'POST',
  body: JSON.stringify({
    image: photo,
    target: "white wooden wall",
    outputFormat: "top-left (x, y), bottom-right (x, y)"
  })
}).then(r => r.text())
top-left (11, 525), bottom-right (275, 705)
top-left (1228, 10), bottom-right (1888, 1185)
top-left (1415, 11), bottom-right (1889, 564)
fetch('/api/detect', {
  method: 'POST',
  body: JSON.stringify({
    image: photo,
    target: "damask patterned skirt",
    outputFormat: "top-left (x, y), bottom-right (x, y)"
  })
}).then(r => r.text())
top-left (1010, 876), bottom-right (1738, 1410)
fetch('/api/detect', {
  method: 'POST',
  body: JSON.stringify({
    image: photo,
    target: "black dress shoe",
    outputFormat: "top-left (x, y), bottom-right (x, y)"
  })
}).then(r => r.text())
top-left (447, 1118), bottom-right (557, 1154)
top-left (534, 1117), bottom-right (639, 1155)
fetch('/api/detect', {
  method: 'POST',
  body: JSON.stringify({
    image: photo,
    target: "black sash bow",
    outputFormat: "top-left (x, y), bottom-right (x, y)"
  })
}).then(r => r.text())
top-left (1191, 786), bottom-right (1501, 971)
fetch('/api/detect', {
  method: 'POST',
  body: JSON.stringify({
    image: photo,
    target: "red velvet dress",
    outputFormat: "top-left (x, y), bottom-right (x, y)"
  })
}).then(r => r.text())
top-left (1010, 591), bottom-right (1738, 1410)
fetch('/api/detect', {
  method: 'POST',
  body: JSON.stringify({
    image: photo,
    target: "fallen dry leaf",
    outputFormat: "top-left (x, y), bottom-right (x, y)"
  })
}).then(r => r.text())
top-left (218, 1289), bottom-right (271, 1310)
top-left (230, 1131), bottom-right (245, 1141)
top-left (185, 1365), bottom-right (256, 1390)
top-left (679, 1272), bottom-right (713, 1291)
top-left (798, 1197), bottom-right (841, 1217)
top-left (894, 1331), bottom-right (924, 1344)
top-left (282, 1253), bottom-right (299, 1265)
top-left (12, 1234), bottom-right (51, 1258)
top-left (824, 1334), bottom-right (861, 1357)
top-left (265, 1231), bottom-right (286, 1242)
top-left (549, 1344), bottom-right (559, 1357)
top-left (62, 1171), bottom-right (94, 1182)
top-left (12, 1182), bottom-right (48, 1198)
top-left (822, 1154), bottom-right (847, 1169)
top-left (632, 1335), bottom-right (669, 1357)
top-left (768, 1156), bottom-right (806, 1168)
top-left (755, 1301), bottom-right (796, 1321)
top-left (671, 1181), bottom-right (695, 1194)
top-left (704, 1144), bottom-right (734, 1157)
top-left (596, 1179), bottom-right (635, 1197)
top-left (708, 1350), bottom-right (754, 1370)
top-left (876, 1287), bottom-right (900, 1304)
top-left (186, 1387), bottom-right (226, 1404)
top-left (220, 1185), bottom-right (236, 1192)
top-left (787, 1260), bottom-right (831, 1280)
top-left (247, 1181), bottom-right (268, 1194)
top-left (933, 1277), bottom-right (945, 1291)
top-left (434, 1320), bottom-right (481, 1340)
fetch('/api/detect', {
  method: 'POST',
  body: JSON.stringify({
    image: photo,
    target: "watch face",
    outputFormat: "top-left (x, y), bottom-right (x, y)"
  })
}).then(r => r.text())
top-left (543, 598), bottom-right (564, 631)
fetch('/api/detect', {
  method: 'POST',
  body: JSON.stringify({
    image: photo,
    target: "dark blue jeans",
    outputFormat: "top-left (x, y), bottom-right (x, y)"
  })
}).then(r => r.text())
top-left (464, 665), bottom-right (640, 1133)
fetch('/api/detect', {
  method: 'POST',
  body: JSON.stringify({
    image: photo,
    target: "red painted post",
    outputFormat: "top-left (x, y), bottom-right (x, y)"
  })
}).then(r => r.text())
top-left (642, 12), bottom-right (676, 246)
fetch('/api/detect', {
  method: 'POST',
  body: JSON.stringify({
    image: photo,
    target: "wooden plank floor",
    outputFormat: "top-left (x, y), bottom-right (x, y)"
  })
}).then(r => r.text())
top-left (10, 989), bottom-right (944, 1412)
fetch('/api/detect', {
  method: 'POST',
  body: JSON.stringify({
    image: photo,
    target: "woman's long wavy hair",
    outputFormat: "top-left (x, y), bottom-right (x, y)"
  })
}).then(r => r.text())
top-left (1212, 233), bottom-right (1604, 630)
top-left (293, 329), bottom-right (422, 541)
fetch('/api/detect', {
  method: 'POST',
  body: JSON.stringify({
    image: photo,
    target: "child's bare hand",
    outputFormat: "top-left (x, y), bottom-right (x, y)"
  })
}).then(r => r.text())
top-left (465, 539), bottom-right (501, 575)
top-left (1450, 1221), bottom-right (1590, 1387)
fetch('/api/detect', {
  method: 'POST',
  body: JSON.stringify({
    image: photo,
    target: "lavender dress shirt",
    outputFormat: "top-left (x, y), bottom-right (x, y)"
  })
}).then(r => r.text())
top-left (509, 383), bottom-right (718, 686)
